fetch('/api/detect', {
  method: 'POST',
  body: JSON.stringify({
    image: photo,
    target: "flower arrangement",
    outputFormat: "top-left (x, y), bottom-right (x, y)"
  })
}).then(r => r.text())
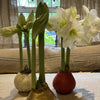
top-left (0, 10), bottom-right (34, 92)
top-left (27, 2), bottom-right (56, 100)
top-left (47, 5), bottom-right (100, 94)
top-left (0, 1), bottom-right (56, 99)
top-left (14, 11), bottom-right (34, 92)
top-left (0, 2), bottom-right (100, 99)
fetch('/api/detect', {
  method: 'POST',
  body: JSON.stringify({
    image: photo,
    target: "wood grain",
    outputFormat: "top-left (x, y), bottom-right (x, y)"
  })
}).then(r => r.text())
top-left (0, 45), bottom-right (100, 73)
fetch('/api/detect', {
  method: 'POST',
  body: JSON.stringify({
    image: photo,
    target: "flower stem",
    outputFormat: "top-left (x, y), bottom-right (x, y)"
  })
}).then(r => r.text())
top-left (31, 35), bottom-right (36, 89)
top-left (26, 32), bottom-right (31, 70)
top-left (18, 32), bottom-right (23, 72)
top-left (39, 32), bottom-right (45, 82)
top-left (61, 37), bottom-right (65, 71)
top-left (66, 47), bottom-right (70, 71)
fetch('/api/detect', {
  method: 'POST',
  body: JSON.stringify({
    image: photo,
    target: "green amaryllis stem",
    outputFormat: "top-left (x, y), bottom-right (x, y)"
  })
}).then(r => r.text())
top-left (26, 32), bottom-right (31, 70)
top-left (39, 32), bottom-right (45, 82)
top-left (66, 47), bottom-right (70, 71)
top-left (61, 37), bottom-right (65, 71)
top-left (31, 36), bottom-right (36, 89)
top-left (18, 32), bottom-right (23, 72)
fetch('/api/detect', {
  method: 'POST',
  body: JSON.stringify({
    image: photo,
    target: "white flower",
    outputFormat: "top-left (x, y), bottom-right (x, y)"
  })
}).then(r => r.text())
top-left (47, 6), bottom-right (100, 49)
top-left (82, 5), bottom-right (100, 38)
top-left (47, 7), bottom-right (79, 32)
top-left (59, 18), bottom-right (89, 49)
top-left (46, 16), bottom-right (61, 32)
top-left (47, 7), bottom-right (82, 49)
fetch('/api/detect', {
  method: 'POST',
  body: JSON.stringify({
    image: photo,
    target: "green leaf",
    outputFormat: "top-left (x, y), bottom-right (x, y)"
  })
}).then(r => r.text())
top-left (36, 2), bottom-right (49, 19)
top-left (17, 13), bottom-right (26, 28)
top-left (32, 13), bottom-right (49, 39)
top-left (24, 21), bottom-right (34, 30)
top-left (27, 10), bottom-right (34, 22)
top-left (0, 26), bottom-right (18, 37)
top-left (23, 11), bottom-right (34, 31)
top-left (32, 2), bottom-right (49, 39)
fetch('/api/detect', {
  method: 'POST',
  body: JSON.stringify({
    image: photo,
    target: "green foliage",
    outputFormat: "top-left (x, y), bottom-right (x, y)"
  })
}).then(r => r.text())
top-left (32, 2), bottom-right (49, 39)
top-left (22, 33), bottom-right (24, 46)
top-left (17, 13), bottom-right (26, 28)
top-left (36, 2), bottom-right (49, 18)
top-left (45, 31), bottom-right (55, 44)
top-left (27, 10), bottom-right (34, 22)
top-left (29, 29), bottom-right (32, 45)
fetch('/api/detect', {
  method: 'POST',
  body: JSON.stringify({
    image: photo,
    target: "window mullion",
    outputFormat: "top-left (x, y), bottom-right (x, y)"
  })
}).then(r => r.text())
top-left (18, 6), bottom-right (37, 13)
top-left (18, 6), bottom-right (58, 13)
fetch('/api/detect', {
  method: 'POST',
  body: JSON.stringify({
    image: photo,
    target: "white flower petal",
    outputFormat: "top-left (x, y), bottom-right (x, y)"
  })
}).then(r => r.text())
top-left (89, 9), bottom-right (97, 17)
top-left (82, 5), bottom-right (89, 17)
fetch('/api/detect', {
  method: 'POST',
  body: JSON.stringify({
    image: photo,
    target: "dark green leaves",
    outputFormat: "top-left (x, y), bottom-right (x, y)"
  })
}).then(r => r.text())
top-left (24, 11), bottom-right (34, 30)
top-left (27, 10), bottom-right (34, 22)
top-left (36, 2), bottom-right (49, 19)
top-left (32, 2), bottom-right (49, 39)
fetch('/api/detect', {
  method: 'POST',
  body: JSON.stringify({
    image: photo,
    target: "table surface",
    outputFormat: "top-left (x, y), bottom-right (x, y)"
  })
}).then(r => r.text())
top-left (0, 73), bottom-right (100, 100)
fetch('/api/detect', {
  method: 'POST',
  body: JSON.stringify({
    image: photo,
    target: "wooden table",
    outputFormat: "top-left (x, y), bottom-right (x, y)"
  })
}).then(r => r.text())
top-left (0, 73), bottom-right (100, 100)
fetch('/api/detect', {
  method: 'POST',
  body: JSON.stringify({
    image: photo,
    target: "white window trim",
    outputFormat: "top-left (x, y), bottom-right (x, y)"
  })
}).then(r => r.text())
top-left (18, 6), bottom-right (59, 13)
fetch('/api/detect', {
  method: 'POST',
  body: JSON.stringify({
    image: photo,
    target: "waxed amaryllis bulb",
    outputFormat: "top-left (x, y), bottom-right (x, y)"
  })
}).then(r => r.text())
top-left (53, 71), bottom-right (76, 94)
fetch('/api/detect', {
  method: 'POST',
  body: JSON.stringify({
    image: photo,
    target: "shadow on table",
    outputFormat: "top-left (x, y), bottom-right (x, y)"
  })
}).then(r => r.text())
top-left (54, 88), bottom-right (94, 100)
top-left (1, 88), bottom-right (29, 100)
top-left (1, 88), bottom-right (17, 100)
top-left (1, 88), bottom-right (94, 100)
top-left (12, 90), bottom-right (29, 100)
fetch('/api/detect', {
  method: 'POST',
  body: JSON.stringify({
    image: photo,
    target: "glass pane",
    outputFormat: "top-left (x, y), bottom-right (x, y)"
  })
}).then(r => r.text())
top-left (44, 0), bottom-right (60, 7)
top-left (17, 0), bottom-right (37, 7)
top-left (49, 13), bottom-right (57, 18)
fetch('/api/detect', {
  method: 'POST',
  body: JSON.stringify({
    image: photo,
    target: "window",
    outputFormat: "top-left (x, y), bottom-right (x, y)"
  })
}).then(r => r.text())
top-left (17, 0), bottom-right (60, 47)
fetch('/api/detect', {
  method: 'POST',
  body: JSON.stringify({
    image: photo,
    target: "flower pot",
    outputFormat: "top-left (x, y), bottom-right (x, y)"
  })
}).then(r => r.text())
top-left (14, 72), bottom-right (32, 92)
top-left (27, 83), bottom-right (56, 100)
top-left (53, 71), bottom-right (76, 94)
